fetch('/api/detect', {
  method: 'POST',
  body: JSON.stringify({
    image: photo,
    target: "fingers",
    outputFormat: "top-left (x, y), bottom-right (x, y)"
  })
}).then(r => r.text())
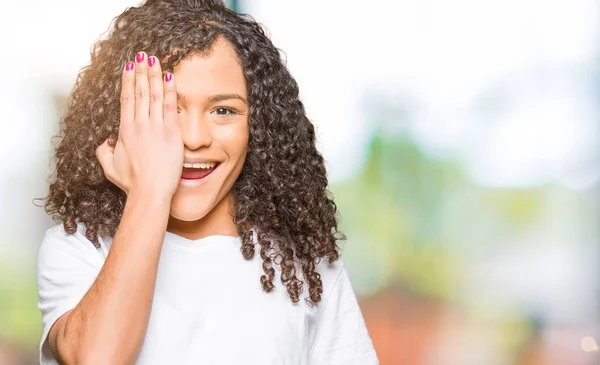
top-left (122, 52), bottom-right (171, 126)
top-left (134, 52), bottom-right (150, 123)
top-left (120, 61), bottom-right (135, 127)
top-left (163, 72), bottom-right (178, 127)
top-left (147, 56), bottom-right (165, 124)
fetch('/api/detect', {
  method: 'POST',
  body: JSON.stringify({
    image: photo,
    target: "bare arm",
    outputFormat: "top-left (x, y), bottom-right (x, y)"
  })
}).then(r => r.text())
top-left (48, 193), bottom-right (170, 365)
top-left (45, 52), bottom-right (184, 365)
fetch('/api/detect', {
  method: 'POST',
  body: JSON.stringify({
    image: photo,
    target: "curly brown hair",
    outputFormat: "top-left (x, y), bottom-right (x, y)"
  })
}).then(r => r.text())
top-left (41, 0), bottom-right (345, 305)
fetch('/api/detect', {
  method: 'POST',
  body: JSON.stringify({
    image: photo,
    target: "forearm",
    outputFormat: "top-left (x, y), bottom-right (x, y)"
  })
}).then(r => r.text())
top-left (55, 193), bottom-right (171, 365)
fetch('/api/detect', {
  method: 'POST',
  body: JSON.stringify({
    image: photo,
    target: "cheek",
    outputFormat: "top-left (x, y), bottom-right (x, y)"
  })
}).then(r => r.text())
top-left (215, 121), bottom-right (249, 159)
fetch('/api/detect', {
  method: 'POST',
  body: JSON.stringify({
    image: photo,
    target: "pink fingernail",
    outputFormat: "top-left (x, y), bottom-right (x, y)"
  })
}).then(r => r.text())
top-left (164, 73), bottom-right (173, 82)
top-left (125, 61), bottom-right (134, 71)
top-left (136, 52), bottom-right (145, 63)
top-left (148, 56), bottom-right (156, 67)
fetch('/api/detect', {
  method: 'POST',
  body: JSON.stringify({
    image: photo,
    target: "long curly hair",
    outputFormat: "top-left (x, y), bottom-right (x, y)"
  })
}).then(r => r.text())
top-left (41, 0), bottom-right (344, 305)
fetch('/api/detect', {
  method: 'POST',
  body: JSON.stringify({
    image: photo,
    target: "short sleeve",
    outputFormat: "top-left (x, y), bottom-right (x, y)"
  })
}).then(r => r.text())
top-left (36, 224), bottom-right (105, 365)
top-left (308, 262), bottom-right (379, 365)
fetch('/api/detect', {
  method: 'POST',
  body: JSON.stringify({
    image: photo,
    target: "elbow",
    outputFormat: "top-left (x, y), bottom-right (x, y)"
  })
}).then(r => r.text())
top-left (53, 326), bottom-right (78, 365)
top-left (53, 319), bottom-right (105, 365)
top-left (57, 339), bottom-right (124, 365)
top-left (59, 330), bottom-right (136, 365)
top-left (55, 314), bottom-right (139, 365)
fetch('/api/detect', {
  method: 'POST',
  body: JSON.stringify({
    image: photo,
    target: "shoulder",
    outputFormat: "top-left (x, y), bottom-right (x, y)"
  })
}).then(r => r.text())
top-left (42, 222), bottom-right (86, 240)
top-left (37, 222), bottom-right (106, 273)
top-left (314, 256), bottom-right (348, 303)
top-left (315, 256), bottom-right (345, 284)
top-left (40, 222), bottom-right (95, 252)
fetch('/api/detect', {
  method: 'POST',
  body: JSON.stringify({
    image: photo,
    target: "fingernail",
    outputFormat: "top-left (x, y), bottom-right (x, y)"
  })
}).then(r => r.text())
top-left (164, 73), bottom-right (173, 82)
top-left (136, 52), bottom-right (145, 63)
top-left (125, 61), bottom-right (134, 71)
top-left (148, 56), bottom-right (156, 67)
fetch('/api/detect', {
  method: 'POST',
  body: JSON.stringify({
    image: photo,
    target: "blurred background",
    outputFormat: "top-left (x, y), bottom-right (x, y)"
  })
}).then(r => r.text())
top-left (1, 0), bottom-right (599, 364)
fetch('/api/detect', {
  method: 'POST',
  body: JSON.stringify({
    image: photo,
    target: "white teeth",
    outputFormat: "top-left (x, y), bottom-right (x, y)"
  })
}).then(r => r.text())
top-left (183, 162), bottom-right (217, 169)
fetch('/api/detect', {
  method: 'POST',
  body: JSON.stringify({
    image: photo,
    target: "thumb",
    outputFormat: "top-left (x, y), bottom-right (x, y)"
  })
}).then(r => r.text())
top-left (96, 138), bottom-right (117, 184)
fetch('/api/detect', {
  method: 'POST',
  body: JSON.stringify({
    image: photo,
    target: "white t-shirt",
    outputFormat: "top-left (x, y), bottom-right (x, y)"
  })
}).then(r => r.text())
top-left (37, 223), bottom-right (379, 365)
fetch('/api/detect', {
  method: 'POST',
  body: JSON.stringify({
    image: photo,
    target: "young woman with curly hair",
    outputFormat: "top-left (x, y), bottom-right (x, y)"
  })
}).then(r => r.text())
top-left (36, 0), bottom-right (378, 364)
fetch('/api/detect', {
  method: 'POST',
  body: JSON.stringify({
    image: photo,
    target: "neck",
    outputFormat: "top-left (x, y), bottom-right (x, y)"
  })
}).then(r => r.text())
top-left (166, 192), bottom-right (238, 240)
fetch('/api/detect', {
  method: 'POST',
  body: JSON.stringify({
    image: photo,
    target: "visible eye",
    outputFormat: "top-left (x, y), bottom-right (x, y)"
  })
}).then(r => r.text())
top-left (213, 107), bottom-right (238, 116)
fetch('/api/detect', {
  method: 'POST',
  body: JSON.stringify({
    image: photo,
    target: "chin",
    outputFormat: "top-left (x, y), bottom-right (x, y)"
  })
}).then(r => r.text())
top-left (169, 194), bottom-right (214, 222)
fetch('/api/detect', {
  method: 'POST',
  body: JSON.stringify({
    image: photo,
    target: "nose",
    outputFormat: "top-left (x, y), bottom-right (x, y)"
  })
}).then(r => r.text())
top-left (179, 111), bottom-right (213, 150)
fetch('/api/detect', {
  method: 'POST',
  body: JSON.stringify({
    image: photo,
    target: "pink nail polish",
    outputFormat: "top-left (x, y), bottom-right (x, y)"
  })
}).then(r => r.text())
top-left (148, 56), bottom-right (156, 67)
top-left (125, 61), bottom-right (134, 71)
top-left (164, 73), bottom-right (173, 82)
top-left (136, 52), bottom-right (145, 63)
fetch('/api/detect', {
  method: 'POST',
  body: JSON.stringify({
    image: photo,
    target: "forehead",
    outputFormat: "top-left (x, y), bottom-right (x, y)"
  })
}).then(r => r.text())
top-left (173, 38), bottom-right (247, 98)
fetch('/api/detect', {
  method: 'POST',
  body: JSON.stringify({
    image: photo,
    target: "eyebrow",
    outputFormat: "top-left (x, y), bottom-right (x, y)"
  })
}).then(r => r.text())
top-left (176, 92), bottom-right (248, 105)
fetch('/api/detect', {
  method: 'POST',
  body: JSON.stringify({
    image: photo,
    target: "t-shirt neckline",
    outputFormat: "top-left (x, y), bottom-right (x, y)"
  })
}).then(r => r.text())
top-left (164, 231), bottom-right (241, 247)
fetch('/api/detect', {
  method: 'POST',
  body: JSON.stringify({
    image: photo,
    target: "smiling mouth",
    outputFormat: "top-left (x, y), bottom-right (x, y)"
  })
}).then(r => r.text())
top-left (180, 163), bottom-right (220, 180)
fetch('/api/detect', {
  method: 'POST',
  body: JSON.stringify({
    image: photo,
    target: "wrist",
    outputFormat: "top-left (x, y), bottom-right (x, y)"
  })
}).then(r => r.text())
top-left (126, 188), bottom-right (173, 211)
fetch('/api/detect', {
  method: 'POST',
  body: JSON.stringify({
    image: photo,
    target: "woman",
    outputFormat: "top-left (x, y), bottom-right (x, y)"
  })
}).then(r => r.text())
top-left (37, 0), bottom-right (378, 364)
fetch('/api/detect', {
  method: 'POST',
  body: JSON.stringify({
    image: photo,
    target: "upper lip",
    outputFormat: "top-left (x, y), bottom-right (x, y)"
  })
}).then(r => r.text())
top-left (183, 158), bottom-right (221, 164)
